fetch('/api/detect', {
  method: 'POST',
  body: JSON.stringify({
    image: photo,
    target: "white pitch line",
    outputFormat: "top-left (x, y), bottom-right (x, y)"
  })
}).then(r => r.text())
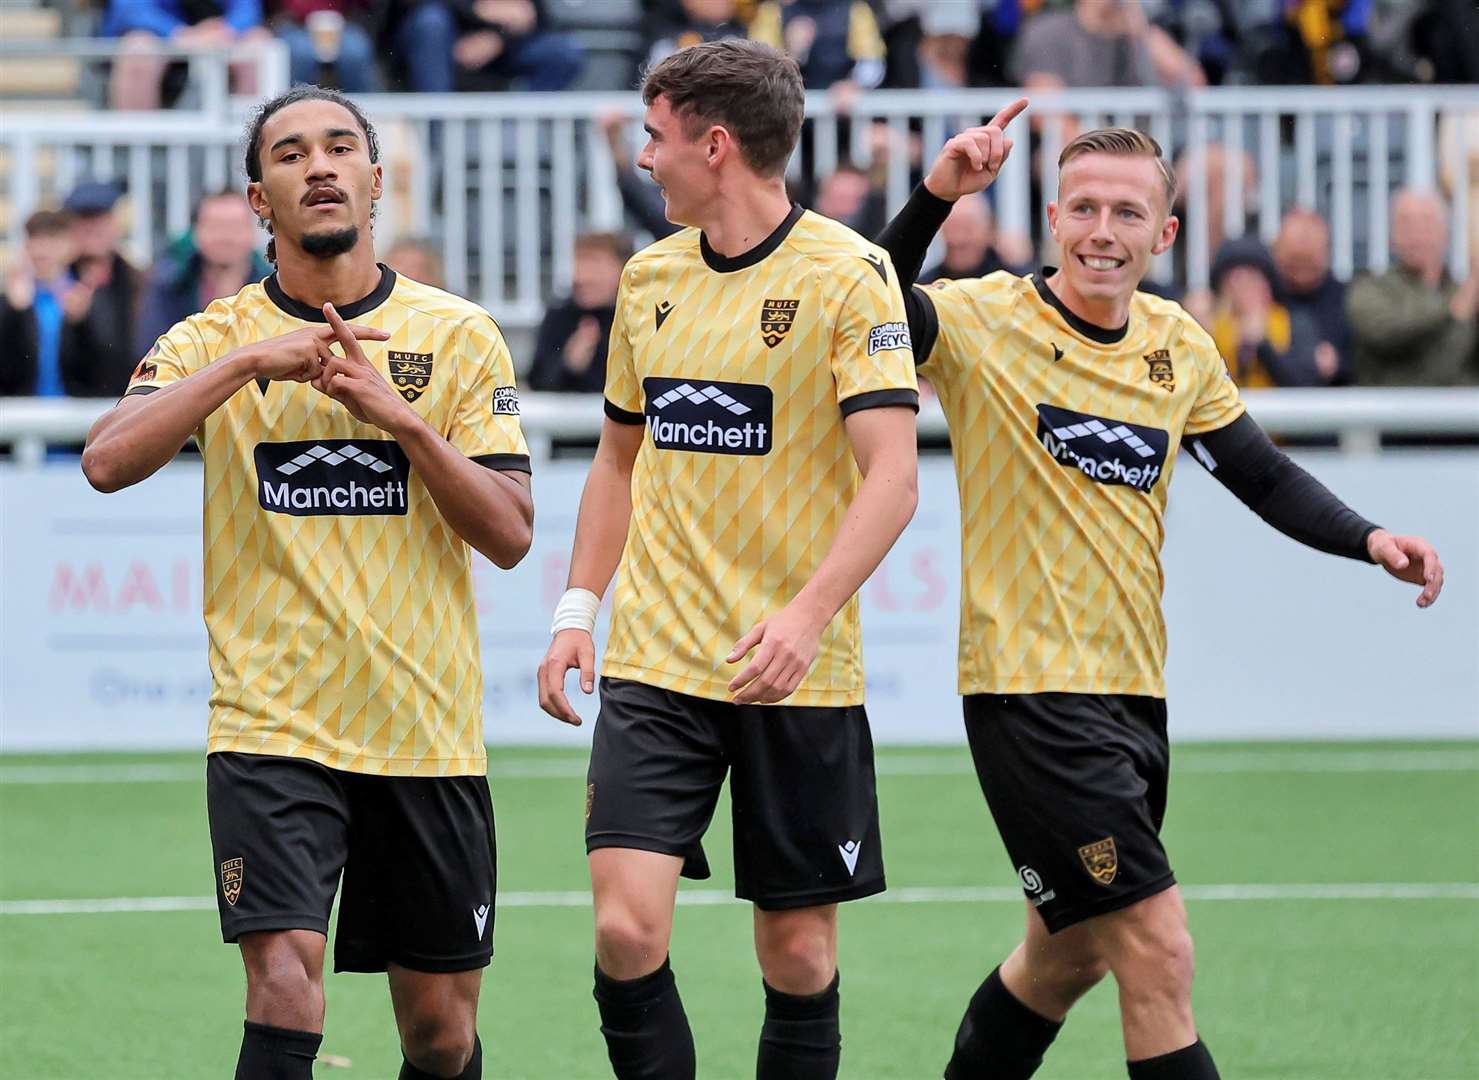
top-left (1, 749), bottom-right (1476, 786)
top-left (2, 883), bottom-right (1475, 917)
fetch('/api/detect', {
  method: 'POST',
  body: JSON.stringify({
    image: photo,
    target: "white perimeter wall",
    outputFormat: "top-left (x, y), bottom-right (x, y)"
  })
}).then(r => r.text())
top-left (1, 450), bottom-right (1475, 752)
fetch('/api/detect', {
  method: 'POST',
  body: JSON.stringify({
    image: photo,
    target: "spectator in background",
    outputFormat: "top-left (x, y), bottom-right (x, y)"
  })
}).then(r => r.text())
top-left (271, 0), bottom-right (382, 92)
top-left (527, 232), bottom-right (630, 393)
top-left (452, 0), bottom-right (584, 91)
top-left (1348, 189), bottom-right (1478, 386)
top-left (1209, 237), bottom-right (1335, 387)
top-left (1012, 0), bottom-right (1204, 94)
top-left (359, 0), bottom-right (460, 93)
top-left (135, 191), bottom-right (269, 356)
top-left (750, 0), bottom-right (887, 99)
top-left (63, 182), bottom-right (144, 390)
top-left (1247, 0), bottom-right (1373, 85)
top-left (598, 110), bottom-right (680, 241)
top-left (1272, 207), bottom-right (1353, 383)
top-left (921, 192), bottom-right (1030, 283)
top-left (812, 161), bottom-right (887, 237)
top-left (104, 0), bottom-right (274, 109)
top-left (1173, 141), bottom-right (1257, 308)
top-left (383, 236), bottom-right (446, 289)
top-left (1, 211), bottom-right (86, 397)
top-left (645, 0), bottom-right (749, 68)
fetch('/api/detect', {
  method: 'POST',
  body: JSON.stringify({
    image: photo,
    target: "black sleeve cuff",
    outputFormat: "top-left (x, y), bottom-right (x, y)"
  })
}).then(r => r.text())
top-left (471, 453), bottom-right (532, 474)
top-left (839, 388), bottom-right (920, 417)
top-left (604, 398), bottom-right (645, 425)
top-left (912, 285), bottom-right (940, 370)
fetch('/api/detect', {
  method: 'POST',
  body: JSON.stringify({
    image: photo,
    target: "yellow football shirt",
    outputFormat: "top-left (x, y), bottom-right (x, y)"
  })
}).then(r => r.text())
top-left (602, 205), bottom-right (918, 706)
top-left (125, 266), bottom-right (529, 776)
top-left (918, 270), bottom-right (1244, 698)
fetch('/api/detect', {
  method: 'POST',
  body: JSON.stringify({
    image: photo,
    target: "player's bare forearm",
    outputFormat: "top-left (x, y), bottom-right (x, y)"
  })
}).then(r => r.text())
top-left (566, 418), bottom-right (643, 596)
top-left (82, 350), bottom-right (258, 492)
top-left (793, 406), bottom-right (919, 626)
top-left (391, 417), bottom-right (533, 569)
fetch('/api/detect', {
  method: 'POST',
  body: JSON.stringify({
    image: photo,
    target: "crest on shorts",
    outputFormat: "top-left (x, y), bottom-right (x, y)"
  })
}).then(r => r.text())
top-left (760, 299), bottom-right (800, 349)
top-left (1078, 838), bottom-right (1118, 885)
top-left (1143, 349), bottom-right (1175, 393)
top-left (220, 857), bottom-right (244, 907)
top-left (389, 351), bottom-right (434, 403)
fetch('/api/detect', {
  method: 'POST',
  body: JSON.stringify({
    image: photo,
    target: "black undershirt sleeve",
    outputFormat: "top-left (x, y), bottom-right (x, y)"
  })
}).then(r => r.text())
top-left (1185, 413), bottom-right (1380, 562)
top-left (875, 184), bottom-right (955, 368)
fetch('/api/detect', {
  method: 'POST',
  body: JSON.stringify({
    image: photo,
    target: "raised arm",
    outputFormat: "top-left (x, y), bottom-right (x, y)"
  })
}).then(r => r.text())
top-left (1186, 413), bottom-right (1443, 607)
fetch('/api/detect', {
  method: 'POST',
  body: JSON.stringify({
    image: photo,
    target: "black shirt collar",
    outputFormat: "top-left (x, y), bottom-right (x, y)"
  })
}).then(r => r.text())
top-left (265, 263), bottom-right (397, 322)
top-left (700, 203), bottom-right (805, 273)
top-left (1032, 267), bottom-right (1129, 345)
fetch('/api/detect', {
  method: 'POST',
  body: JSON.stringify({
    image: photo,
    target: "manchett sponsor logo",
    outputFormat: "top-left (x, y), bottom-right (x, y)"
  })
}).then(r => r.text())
top-left (254, 440), bottom-right (411, 516)
top-left (1035, 404), bottom-right (1169, 493)
top-left (643, 378), bottom-right (772, 456)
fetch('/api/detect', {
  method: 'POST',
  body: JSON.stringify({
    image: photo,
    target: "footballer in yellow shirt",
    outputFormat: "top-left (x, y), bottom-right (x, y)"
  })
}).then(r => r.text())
top-left (537, 41), bottom-right (918, 1078)
top-left (83, 87), bottom-right (531, 1079)
top-left (876, 114), bottom-right (1444, 1079)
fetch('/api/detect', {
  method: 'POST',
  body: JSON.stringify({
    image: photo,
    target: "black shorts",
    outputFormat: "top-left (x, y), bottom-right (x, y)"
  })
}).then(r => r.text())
top-left (963, 693), bottom-right (1175, 934)
top-left (206, 751), bottom-right (497, 973)
top-left (585, 677), bottom-right (885, 911)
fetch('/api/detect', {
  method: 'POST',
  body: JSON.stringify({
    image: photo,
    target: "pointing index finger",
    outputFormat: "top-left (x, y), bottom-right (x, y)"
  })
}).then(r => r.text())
top-left (988, 97), bottom-right (1029, 132)
top-left (322, 302), bottom-right (370, 363)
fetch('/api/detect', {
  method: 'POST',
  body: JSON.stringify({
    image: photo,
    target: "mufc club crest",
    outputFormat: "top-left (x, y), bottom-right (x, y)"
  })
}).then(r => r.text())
top-left (220, 857), bottom-right (244, 907)
top-left (1143, 349), bottom-right (1175, 393)
top-left (389, 351), bottom-right (434, 403)
top-left (760, 298), bottom-right (800, 349)
top-left (1078, 837), bottom-right (1118, 885)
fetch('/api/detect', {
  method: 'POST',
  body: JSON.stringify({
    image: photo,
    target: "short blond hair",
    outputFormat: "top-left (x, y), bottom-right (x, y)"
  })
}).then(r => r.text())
top-left (1058, 128), bottom-right (1177, 211)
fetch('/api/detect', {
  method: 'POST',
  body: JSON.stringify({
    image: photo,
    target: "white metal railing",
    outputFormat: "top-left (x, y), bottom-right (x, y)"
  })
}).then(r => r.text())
top-left (1, 84), bottom-right (1474, 328)
top-left (3, 388), bottom-right (1476, 466)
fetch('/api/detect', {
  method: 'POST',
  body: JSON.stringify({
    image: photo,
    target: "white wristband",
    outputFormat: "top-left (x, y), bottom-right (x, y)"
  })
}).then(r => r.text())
top-left (550, 587), bottom-right (600, 636)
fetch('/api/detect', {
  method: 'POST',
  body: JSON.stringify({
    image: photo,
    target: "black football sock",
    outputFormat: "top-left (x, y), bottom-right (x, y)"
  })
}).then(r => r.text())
top-left (1127, 1039), bottom-right (1220, 1079)
top-left (399, 1033), bottom-right (482, 1079)
top-left (943, 966), bottom-right (1063, 1080)
top-left (756, 971), bottom-right (841, 1080)
top-left (593, 956), bottom-right (695, 1080)
top-left (235, 1020), bottom-right (322, 1080)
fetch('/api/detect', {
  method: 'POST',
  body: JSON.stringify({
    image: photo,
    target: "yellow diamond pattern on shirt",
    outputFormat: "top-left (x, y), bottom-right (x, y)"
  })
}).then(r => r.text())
top-left (921, 272), bottom-right (1243, 698)
top-left (128, 271), bottom-right (528, 776)
top-left (601, 210), bottom-right (918, 706)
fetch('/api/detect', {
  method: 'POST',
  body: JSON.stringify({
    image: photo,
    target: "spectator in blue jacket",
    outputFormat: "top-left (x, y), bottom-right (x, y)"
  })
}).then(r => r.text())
top-left (104, 0), bottom-right (274, 109)
top-left (134, 191), bottom-right (270, 357)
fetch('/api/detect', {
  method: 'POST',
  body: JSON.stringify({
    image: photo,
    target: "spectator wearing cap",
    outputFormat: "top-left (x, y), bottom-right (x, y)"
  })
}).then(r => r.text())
top-left (135, 191), bottom-right (270, 357)
top-left (527, 232), bottom-right (631, 393)
top-left (1, 210), bottom-right (131, 398)
top-left (921, 192), bottom-right (1030, 283)
top-left (1272, 208), bottom-right (1353, 384)
top-left (1347, 189), bottom-right (1478, 386)
top-left (62, 182), bottom-right (145, 391)
top-left (103, 0), bottom-right (274, 109)
top-left (1209, 237), bottom-right (1335, 388)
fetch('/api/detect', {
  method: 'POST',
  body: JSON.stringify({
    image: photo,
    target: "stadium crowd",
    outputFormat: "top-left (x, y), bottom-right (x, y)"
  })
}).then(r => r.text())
top-left (2, 0), bottom-right (1476, 399)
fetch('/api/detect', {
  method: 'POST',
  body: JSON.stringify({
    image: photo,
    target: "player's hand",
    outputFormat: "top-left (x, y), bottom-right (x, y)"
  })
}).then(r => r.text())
top-left (922, 98), bottom-right (1028, 201)
top-left (1366, 529), bottom-right (1444, 608)
top-left (243, 322), bottom-right (389, 384)
top-left (313, 302), bottom-right (417, 432)
top-left (725, 602), bottom-right (826, 705)
top-left (538, 629), bottom-right (596, 725)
